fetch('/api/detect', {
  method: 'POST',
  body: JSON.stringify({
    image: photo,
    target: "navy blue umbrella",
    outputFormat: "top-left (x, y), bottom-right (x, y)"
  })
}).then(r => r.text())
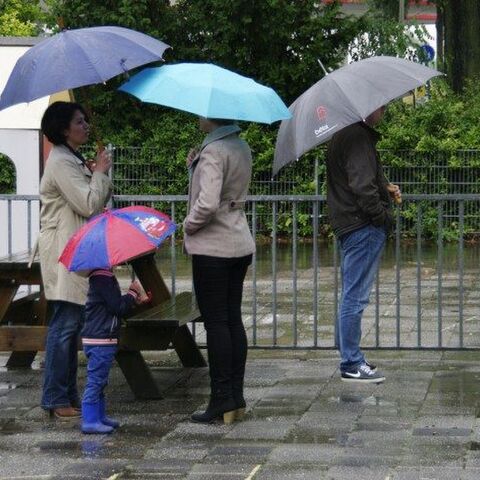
top-left (0, 26), bottom-right (170, 111)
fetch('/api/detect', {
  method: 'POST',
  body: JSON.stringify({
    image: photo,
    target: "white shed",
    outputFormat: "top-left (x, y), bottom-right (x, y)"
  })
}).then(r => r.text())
top-left (0, 37), bottom-right (69, 257)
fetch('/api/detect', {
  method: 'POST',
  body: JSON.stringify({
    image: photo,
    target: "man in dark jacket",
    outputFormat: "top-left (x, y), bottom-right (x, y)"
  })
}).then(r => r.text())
top-left (326, 106), bottom-right (401, 383)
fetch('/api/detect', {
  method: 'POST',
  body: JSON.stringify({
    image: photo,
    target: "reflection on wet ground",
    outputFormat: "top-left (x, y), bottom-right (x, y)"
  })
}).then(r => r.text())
top-left (116, 242), bottom-right (480, 351)
top-left (0, 350), bottom-right (479, 479)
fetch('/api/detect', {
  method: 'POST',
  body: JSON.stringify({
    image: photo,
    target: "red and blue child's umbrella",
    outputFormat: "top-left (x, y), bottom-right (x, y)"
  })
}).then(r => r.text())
top-left (59, 206), bottom-right (176, 272)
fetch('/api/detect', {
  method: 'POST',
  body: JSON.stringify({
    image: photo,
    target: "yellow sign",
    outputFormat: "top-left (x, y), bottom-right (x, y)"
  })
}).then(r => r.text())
top-left (48, 90), bottom-right (74, 104)
top-left (402, 85), bottom-right (427, 105)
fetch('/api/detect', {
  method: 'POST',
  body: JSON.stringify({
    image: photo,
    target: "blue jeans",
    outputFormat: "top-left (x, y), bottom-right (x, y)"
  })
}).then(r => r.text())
top-left (41, 301), bottom-right (84, 409)
top-left (337, 225), bottom-right (386, 373)
top-left (82, 345), bottom-right (117, 404)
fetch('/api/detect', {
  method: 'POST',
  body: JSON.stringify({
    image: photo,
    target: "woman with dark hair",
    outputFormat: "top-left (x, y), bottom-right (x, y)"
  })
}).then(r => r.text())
top-left (185, 117), bottom-right (255, 424)
top-left (39, 101), bottom-right (112, 419)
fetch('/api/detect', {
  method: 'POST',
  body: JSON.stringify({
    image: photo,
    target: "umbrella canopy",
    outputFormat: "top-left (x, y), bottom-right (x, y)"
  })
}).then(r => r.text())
top-left (118, 63), bottom-right (291, 124)
top-left (0, 26), bottom-right (170, 111)
top-left (273, 56), bottom-right (443, 175)
top-left (59, 206), bottom-right (176, 272)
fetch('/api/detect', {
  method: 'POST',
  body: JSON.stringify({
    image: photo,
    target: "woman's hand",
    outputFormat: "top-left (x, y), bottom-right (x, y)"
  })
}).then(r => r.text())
top-left (89, 148), bottom-right (112, 174)
top-left (386, 183), bottom-right (402, 205)
top-left (186, 147), bottom-right (199, 168)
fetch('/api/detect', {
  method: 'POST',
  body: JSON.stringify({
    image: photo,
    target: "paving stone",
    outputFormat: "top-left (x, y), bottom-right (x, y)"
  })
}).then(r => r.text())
top-left (204, 444), bottom-right (273, 464)
top-left (332, 452), bottom-right (401, 467)
top-left (144, 442), bottom-right (210, 461)
top-left (188, 463), bottom-right (258, 477)
top-left (327, 465), bottom-right (390, 480)
top-left (123, 458), bottom-right (193, 475)
top-left (225, 417), bottom-right (296, 441)
top-left (254, 464), bottom-right (329, 480)
top-left (267, 443), bottom-right (341, 465)
top-left (0, 351), bottom-right (479, 478)
top-left (413, 427), bottom-right (472, 437)
top-left (59, 459), bottom-right (129, 478)
top-left (391, 466), bottom-right (478, 479)
top-left (162, 419), bottom-right (233, 442)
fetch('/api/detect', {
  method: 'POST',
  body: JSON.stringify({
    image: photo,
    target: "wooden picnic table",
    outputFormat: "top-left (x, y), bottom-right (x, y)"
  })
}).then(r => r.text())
top-left (0, 250), bottom-right (205, 399)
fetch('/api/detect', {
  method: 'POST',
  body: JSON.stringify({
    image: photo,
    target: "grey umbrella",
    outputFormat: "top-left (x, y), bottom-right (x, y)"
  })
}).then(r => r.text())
top-left (273, 56), bottom-right (443, 175)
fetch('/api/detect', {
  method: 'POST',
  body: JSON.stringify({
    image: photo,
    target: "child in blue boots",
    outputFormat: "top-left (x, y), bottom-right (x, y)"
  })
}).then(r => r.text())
top-left (81, 269), bottom-right (150, 434)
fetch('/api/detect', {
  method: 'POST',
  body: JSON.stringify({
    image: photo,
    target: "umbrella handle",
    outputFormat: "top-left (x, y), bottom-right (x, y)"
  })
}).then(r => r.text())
top-left (75, 86), bottom-right (105, 150)
top-left (127, 263), bottom-right (136, 282)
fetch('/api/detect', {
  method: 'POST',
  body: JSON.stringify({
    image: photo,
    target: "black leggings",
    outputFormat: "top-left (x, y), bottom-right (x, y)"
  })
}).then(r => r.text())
top-left (192, 254), bottom-right (252, 393)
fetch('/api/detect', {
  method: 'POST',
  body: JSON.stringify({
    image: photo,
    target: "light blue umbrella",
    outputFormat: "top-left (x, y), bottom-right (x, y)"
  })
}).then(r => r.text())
top-left (0, 26), bottom-right (170, 111)
top-left (118, 63), bottom-right (291, 124)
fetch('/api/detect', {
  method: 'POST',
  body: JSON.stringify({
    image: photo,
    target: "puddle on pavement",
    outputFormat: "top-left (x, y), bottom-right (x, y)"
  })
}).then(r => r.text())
top-left (287, 430), bottom-right (351, 445)
top-left (38, 434), bottom-right (163, 459)
top-left (36, 439), bottom-right (106, 458)
top-left (328, 394), bottom-right (396, 407)
top-left (0, 419), bottom-right (27, 434)
top-left (362, 396), bottom-right (397, 407)
top-left (81, 440), bottom-right (108, 457)
top-left (431, 371), bottom-right (480, 393)
top-left (0, 382), bottom-right (17, 391)
top-left (0, 360), bottom-right (43, 371)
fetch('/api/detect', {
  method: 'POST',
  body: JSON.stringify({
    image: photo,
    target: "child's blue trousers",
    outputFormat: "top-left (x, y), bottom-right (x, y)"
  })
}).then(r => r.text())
top-left (83, 345), bottom-right (117, 403)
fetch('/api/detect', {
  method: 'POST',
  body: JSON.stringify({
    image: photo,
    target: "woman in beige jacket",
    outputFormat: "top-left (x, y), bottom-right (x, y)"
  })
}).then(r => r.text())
top-left (39, 102), bottom-right (112, 419)
top-left (185, 118), bottom-right (255, 424)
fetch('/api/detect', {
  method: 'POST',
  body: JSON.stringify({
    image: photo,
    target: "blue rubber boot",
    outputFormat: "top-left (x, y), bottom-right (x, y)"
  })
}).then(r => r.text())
top-left (81, 402), bottom-right (113, 434)
top-left (99, 397), bottom-right (120, 428)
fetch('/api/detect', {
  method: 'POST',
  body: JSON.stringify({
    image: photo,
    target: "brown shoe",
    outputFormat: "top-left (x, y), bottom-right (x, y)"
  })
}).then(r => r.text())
top-left (49, 407), bottom-right (81, 420)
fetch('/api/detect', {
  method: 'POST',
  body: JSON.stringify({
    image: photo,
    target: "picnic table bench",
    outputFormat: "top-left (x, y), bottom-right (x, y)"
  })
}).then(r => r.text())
top-left (0, 250), bottom-right (205, 399)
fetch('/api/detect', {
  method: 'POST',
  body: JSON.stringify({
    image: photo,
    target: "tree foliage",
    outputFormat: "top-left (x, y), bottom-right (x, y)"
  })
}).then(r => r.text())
top-left (0, 0), bottom-right (50, 36)
top-left (349, 0), bottom-right (430, 62)
top-left (47, 0), bottom-right (363, 104)
top-left (378, 79), bottom-right (480, 153)
top-left (1, 0), bottom-right (457, 206)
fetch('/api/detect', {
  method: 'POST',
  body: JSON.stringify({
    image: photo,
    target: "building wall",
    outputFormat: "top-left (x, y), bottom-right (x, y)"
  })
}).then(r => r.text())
top-left (321, 0), bottom-right (437, 23)
top-left (0, 129), bottom-right (41, 257)
top-left (0, 39), bottom-right (46, 257)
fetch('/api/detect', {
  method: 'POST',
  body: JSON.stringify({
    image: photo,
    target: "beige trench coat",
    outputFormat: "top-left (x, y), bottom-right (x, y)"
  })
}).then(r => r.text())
top-left (38, 144), bottom-right (112, 305)
top-left (183, 125), bottom-right (255, 258)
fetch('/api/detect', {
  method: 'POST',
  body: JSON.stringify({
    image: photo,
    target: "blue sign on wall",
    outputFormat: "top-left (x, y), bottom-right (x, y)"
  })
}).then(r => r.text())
top-left (420, 44), bottom-right (435, 62)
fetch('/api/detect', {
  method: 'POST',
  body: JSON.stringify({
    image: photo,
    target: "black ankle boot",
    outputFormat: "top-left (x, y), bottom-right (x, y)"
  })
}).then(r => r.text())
top-left (191, 395), bottom-right (236, 424)
top-left (232, 381), bottom-right (246, 420)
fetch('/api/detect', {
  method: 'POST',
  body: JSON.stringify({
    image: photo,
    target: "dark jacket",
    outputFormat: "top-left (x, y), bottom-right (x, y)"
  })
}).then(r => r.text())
top-left (82, 270), bottom-right (137, 346)
top-left (326, 122), bottom-right (393, 237)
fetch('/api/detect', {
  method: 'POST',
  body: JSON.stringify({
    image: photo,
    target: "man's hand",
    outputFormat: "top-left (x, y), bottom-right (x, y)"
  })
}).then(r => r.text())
top-left (386, 183), bottom-right (402, 205)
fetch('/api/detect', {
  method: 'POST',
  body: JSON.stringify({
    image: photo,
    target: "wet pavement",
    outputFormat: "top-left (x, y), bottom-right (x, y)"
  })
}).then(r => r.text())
top-left (0, 349), bottom-right (480, 479)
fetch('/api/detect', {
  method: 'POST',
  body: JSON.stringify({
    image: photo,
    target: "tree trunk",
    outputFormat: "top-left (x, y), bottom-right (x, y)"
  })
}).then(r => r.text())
top-left (441, 0), bottom-right (480, 92)
top-left (435, 2), bottom-right (444, 72)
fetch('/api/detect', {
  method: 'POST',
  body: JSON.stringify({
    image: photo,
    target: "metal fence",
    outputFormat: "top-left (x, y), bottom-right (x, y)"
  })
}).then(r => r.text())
top-left (3, 193), bottom-right (479, 351)
top-left (109, 147), bottom-right (480, 238)
top-left (109, 148), bottom-right (480, 196)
